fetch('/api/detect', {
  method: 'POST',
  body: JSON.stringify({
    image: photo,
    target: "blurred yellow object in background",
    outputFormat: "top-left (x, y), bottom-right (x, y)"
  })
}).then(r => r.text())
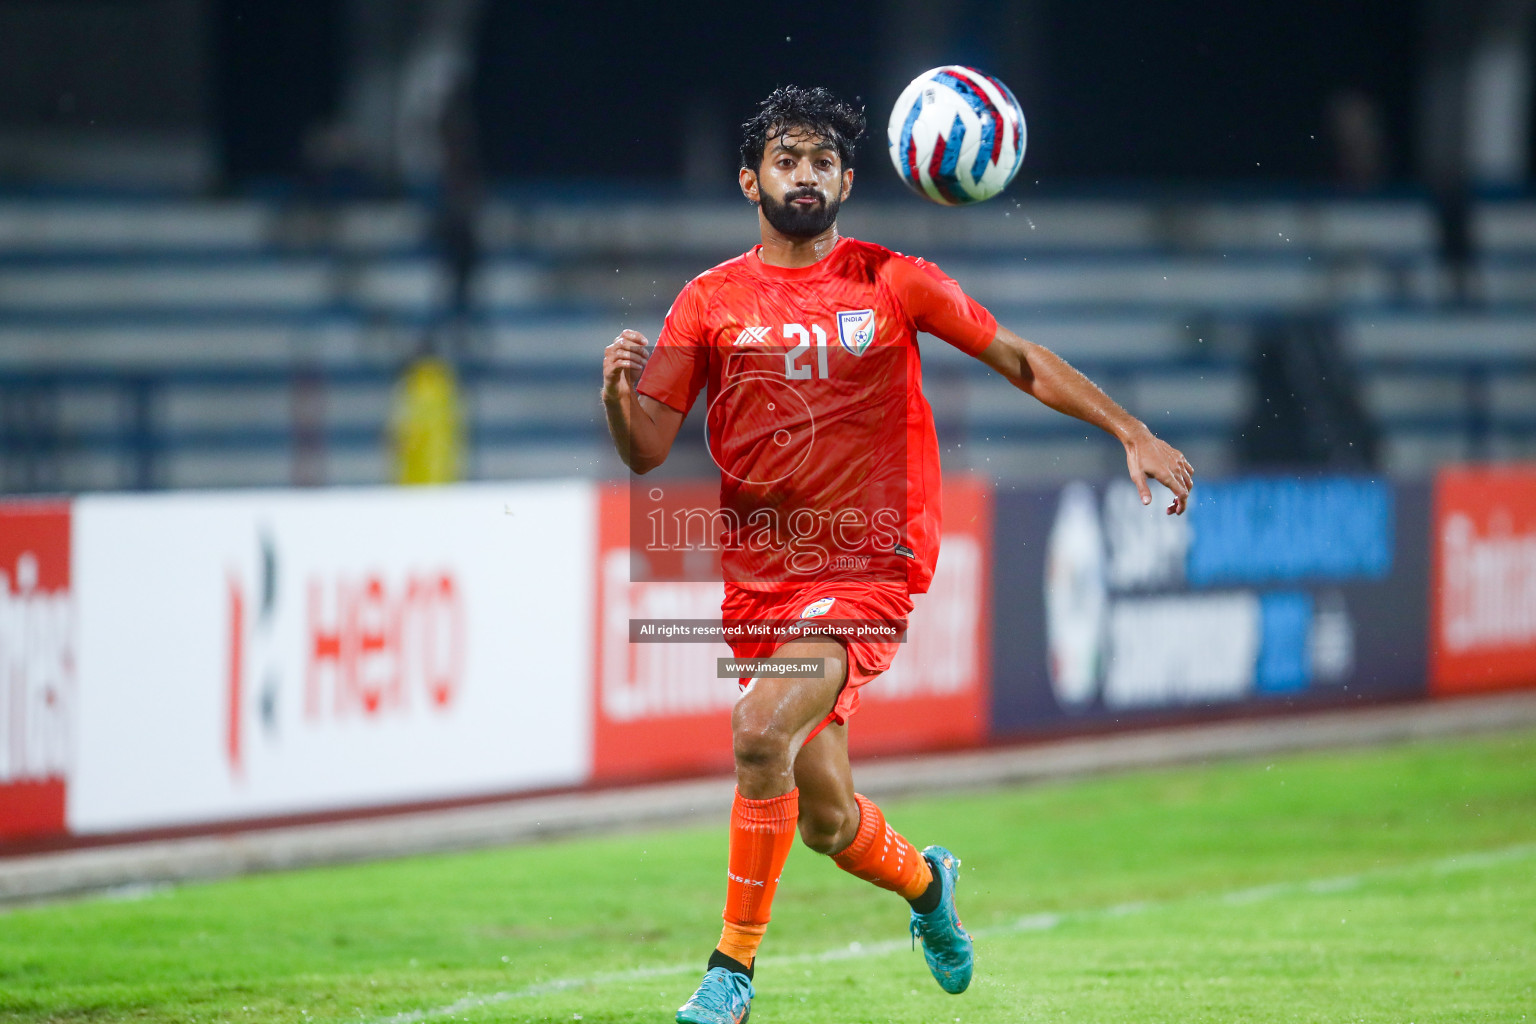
top-left (390, 356), bottom-right (464, 484)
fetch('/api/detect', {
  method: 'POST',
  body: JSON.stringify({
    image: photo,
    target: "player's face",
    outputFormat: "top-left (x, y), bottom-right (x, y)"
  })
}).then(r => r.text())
top-left (744, 130), bottom-right (854, 239)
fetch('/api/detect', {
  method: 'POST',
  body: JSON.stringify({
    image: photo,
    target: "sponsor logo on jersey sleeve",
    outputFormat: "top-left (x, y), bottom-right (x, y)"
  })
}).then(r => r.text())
top-left (836, 310), bottom-right (877, 355)
top-left (799, 596), bottom-right (836, 619)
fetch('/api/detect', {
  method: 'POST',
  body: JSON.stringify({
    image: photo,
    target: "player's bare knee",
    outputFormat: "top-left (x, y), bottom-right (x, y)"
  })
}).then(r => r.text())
top-left (732, 730), bottom-right (788, 773)
top-left (731, 710), bottom-right (792, 773)
top-left (797, 803), bottom-right (854, 855)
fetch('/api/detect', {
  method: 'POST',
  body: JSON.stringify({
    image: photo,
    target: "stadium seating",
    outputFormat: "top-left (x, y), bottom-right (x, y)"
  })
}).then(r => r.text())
top-left (0, 194), bottom-right (1531, 492)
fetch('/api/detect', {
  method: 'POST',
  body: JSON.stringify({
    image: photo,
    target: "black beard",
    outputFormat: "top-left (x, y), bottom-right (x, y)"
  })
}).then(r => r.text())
top-left (759, 187), bottom-right (841, 239)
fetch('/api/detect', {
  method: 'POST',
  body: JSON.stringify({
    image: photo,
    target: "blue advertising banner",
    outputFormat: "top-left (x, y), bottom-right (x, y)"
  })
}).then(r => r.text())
top-left (989, 475), bottom-right (1430, 735)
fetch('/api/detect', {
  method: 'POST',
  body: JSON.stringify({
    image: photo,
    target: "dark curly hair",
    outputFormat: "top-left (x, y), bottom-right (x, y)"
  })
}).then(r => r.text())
top-left (739, 85), bottom-right (867, 173)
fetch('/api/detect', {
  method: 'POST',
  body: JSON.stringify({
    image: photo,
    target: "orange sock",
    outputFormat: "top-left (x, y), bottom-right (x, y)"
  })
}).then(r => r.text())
top-left (831, 793), bottom-right (933, 900)
top-left (716, 787), bottom-right (799, 967)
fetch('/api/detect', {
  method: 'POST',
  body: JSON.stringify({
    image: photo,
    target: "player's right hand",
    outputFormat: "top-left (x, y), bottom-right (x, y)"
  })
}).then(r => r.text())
top-left (602, 329), bottom-right (651, 402)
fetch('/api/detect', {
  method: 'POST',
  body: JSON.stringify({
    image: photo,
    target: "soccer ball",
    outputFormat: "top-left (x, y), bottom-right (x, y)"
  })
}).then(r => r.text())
top-left (887, 66), bottom-right (1027, 205)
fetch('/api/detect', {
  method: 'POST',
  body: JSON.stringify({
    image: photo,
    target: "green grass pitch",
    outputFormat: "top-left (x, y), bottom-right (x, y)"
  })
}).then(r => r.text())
top-left (2, 727), bottom-right (1534, 1023)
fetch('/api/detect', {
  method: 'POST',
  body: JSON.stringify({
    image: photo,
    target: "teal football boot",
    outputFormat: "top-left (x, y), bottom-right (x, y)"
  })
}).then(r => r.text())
top-left (909, 845), bottom-right (973, 993)
top-left (676, 966), bottom-right (754, 1024)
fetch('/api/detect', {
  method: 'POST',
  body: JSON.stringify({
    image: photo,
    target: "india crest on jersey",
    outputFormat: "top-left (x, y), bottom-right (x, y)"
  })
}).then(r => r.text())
top-left (836, 309), bottom-right (877, 355)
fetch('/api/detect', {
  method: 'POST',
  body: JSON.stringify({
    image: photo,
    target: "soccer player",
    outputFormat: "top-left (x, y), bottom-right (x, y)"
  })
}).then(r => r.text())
top-left (601, 85), bottom-right (1193, 1024)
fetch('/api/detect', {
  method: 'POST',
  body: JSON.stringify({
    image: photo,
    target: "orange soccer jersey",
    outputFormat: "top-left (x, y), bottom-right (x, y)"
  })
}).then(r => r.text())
top-left (636, 236), bottom-right (997, 596)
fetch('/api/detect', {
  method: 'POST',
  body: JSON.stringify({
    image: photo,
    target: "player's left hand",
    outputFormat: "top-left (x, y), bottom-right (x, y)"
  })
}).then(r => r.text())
top-left (1123, 426), bottom-right (1193, 515)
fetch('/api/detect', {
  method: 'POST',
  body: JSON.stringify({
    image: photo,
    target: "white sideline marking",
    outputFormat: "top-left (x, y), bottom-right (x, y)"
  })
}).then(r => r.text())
top-left (369, 842), bottom-right (1536, 1024)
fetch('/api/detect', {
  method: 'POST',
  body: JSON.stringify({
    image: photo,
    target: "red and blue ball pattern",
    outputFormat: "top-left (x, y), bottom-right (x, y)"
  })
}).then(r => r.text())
top-left (887, 66), bottom-right (1027, 206)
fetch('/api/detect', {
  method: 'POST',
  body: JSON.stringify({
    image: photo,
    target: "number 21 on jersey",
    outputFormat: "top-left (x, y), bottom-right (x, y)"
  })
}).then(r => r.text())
top-left (783, 323), bottom-right (829, 380)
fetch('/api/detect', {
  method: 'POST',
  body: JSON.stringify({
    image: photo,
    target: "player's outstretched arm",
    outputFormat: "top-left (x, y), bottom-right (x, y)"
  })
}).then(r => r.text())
top-left (602, 329), bottom-right (684, 474)
top-left (976, 325), bottom-right (1195, 515)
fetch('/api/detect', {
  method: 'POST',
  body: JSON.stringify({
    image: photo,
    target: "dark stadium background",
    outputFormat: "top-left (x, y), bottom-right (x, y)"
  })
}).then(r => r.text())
top-left (208, 0), bottom-right (1424, 186)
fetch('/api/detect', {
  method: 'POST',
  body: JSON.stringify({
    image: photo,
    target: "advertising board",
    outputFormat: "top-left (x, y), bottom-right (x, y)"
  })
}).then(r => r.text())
top-left (992, 474), bottom-right (1430, 732)
top-left (1430, 466), bottom-right (1536, 695)
top-left (65, 482), bottom-right (593, 834)
top-left (0, 502), bottom-right (73, 841)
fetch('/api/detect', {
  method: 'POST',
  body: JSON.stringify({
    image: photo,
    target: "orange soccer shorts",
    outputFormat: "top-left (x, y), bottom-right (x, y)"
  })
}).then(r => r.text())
top-left (721, 580), bottom-right (913, 725)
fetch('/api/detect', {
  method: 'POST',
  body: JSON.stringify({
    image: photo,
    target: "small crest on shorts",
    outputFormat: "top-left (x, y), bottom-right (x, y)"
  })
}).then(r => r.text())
top-left (836, 309), bottom-right (876, 355)
top-left (799, 596), bottom-right (836, 619)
